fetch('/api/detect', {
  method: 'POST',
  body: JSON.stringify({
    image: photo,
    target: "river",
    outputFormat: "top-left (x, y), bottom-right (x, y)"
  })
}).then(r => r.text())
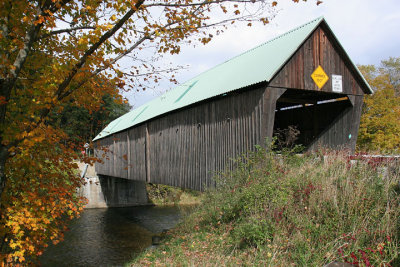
top-left (39, 205), bottom-right (194, 267)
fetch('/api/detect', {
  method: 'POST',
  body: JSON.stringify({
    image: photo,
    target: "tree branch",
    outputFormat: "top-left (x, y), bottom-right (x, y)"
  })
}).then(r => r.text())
top-left (144, 0), bottom-right (256, 7)
top-left (58, 34), bottom-right (151, 100)
top-left (6, 0), bottom-right (72, 87)
top-left (54, 0), bottom-right (146, 100)
top-left (38, 25), bottom-right (97, 39)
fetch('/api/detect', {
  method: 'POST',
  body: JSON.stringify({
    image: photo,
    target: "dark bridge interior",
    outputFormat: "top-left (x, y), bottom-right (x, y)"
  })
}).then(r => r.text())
top-left (273, 89), bottom-right (352, 150)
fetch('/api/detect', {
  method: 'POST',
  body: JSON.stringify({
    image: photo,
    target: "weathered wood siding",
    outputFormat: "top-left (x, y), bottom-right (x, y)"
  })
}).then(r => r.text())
top-left (268, 25), bottom-right (366, 153)
top-left (95, 25), bottom-right (367, 190)
top-left (128, 125), bottom-right (147, 181)
top-left (95, 86), bottom-right (283, 191)
top-left (307, 95), bottom-right (364, 151)
top-left (269, 26), bottom-right (366, 95)
top-left (273, 95), bottom-right (363, 153)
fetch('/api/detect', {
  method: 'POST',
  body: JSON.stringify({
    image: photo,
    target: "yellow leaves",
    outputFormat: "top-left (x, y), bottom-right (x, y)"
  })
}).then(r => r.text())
top-left (9, 243), bottom-right (17, 251)
top-left (78, 37), bottom-right (89, 46)
top-left (111, 15), bottom-right (117, 21)
top-left (358, 60), bottom-right (400, 152)
top-left (1, 136), bottom-right (85, 263)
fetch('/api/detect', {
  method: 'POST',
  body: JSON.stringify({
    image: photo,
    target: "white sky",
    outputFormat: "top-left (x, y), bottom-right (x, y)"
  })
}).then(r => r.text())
top-left (127, 0), bottom-right (400, 107)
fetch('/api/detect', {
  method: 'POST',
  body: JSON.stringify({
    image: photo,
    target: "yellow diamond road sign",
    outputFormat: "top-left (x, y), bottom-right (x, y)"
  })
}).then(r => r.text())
top-left (311, 65), bottom-right (329, 89)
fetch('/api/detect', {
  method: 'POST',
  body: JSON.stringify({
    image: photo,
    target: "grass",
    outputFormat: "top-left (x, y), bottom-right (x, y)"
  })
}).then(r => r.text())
top-left (146, 183), bottom-right (203, 206)
top-left (130, 146), bottom-right (400, 266)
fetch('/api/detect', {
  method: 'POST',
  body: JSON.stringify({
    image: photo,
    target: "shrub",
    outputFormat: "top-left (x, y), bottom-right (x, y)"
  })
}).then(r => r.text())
top-left (200, 147), bottom-right (400, 266)
top-left (132, 146), bottom-right (400, 267)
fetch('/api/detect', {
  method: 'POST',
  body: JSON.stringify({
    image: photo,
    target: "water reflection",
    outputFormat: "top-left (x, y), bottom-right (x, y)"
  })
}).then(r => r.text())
top-left (40, 205), bottom-right (194, 267)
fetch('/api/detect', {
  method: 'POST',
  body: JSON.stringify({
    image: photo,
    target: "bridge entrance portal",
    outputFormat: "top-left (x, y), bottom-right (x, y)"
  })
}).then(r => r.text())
top-left (272, 89), bottom-right (353, 151)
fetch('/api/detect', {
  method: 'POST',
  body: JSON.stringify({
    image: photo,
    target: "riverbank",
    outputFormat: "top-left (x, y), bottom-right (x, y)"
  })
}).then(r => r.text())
top-left (146, 183), bottom-right (203, 206)
top-left (129, 148), bottom-right (400, 266)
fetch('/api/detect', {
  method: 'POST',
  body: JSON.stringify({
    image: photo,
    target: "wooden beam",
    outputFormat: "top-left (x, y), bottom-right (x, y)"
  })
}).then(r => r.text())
top-left (278, 98), bottom-right (317, 105)
top-left (127, 132), bottom-right (130, 179)
top-left (145, 123), bottom-right (150, 183)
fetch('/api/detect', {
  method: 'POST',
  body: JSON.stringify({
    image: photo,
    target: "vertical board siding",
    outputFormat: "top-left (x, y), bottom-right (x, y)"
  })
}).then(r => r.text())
top-left (270, 27), bottom-right (365, 96)
top-left (307, 95), bottom-right (363, 153)
top-left (95, 135), bottom-right (114, 177)
top-left (146, 85), bottom-right (275, 191)
top-left (128, 125), bottom-right (146, 181)
top-left (113, 131), bottom-right (128, 179)
top-left (95, 85), bottom-right (275, 191)
top-left (94, 24), bottom-right (367, 191)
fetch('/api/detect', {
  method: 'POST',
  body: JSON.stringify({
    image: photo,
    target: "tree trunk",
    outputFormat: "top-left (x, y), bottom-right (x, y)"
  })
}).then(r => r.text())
top-left (0, 144), bottom-right (8, 205)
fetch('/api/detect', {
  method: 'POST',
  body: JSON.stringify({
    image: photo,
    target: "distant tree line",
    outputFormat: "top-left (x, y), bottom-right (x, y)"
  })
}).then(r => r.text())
top-left (48, 94), bottom-right (131, 146)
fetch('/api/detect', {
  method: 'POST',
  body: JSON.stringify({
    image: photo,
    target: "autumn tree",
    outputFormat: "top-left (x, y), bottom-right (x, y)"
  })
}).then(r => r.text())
top-left (48, 93), bottom-right (131, 144)
top-left (357, 57), bottom-right (400, 153)
top-left (0, 0), bottom-right (320, 264)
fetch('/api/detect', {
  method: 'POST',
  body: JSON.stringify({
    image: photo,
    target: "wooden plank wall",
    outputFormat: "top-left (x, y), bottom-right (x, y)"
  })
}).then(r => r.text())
top-left (268, 25), bottom-right (367, 154)
top-left (269, 26), bottom-right (366, 96)
top-left (94, 24), bottom-right (368, 190)
top-left (307, 95), bottom-right (364, 152)
top-left (95, 137), bottom-right (115, 177)
top-left (95, 85), bottom-right (282, 191)
top-left (273, 96), bottom-right (363, 153)
top-left (147, 85), bottom-right (281, 191)
top-left (128, 125), bottom-right (147, 181)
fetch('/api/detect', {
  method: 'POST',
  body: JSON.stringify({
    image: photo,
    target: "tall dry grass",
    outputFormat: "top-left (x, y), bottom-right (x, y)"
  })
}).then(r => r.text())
top-left (132, 147), bottom-right (400, 266)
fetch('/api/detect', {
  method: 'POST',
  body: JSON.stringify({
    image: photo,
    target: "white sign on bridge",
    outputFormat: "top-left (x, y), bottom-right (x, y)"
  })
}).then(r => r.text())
top-left (332, 75), bottom-right (343, 93)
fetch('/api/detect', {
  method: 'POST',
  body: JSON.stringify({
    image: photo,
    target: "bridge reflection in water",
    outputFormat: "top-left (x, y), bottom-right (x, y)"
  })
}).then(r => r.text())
top-left (39, 205), bottom-right (195, 267)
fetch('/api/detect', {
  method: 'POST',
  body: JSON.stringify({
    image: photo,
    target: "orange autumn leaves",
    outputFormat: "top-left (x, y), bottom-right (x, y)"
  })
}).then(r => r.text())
top-left (1, 0), bottom-right (322, 265)
top-left (1, 138), bottom-right (86, 265)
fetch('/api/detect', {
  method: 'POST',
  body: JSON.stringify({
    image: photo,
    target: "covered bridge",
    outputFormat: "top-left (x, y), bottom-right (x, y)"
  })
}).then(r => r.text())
top-left (94, 17), bottom-right (372, 192)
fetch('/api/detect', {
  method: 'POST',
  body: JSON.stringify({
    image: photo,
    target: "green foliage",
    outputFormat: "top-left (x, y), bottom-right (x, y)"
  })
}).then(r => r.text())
top-left (146, 183), bottom-right (202, 205)
top-left (0, 0), bottom-right (320, 264)
top-left (132, 147), bottom-right (400, 266)
top-left (48, 94), bottom-right (130, 144)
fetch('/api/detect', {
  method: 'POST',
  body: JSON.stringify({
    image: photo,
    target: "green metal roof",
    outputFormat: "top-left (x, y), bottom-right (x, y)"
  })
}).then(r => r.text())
top-left (93, 17), bottom-right (371, 141)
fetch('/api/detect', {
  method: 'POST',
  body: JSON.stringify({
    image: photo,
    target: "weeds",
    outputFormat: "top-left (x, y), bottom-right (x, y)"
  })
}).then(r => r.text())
top-left (131, 147), bottom-right (400, 266)
top-left (146, 183), bottom-right (203, 205)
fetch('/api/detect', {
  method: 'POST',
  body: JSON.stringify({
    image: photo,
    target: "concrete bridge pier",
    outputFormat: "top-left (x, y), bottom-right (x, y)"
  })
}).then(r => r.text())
top-left (77, 163), bottom-right (149, 208)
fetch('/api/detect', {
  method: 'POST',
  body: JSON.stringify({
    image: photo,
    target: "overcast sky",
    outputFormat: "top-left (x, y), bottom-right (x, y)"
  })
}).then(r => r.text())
top-left (126, 0), bottom-right (400, 107)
